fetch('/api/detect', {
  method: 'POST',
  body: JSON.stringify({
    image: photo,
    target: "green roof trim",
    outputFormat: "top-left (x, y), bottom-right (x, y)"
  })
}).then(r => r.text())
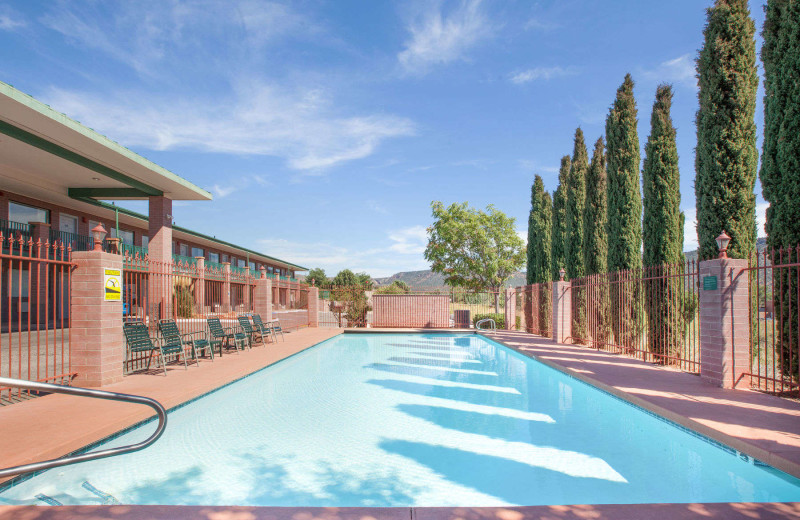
top-left (0, 81), bottom-right (211, 201)
top-left (71, 196), bottom-right (308, 271)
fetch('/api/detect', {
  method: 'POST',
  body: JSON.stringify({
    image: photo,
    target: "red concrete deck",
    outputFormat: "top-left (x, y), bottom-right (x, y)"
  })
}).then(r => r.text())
top-left (481, 331), bottom-right (800, 479)
top-left (0, 328), bottom-right (341, 481)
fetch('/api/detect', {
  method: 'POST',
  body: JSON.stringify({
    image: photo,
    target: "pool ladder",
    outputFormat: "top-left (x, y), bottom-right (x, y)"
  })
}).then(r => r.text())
top-left (475, 318), bottom-right (497, 331)
top-left (0, 376), bottom-right (167, 479)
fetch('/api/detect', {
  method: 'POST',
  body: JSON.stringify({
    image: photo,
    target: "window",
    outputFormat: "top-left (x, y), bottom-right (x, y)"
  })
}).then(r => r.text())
top-left (111, 228), bottom-right (134, 245)
top-left (59, 214), bottom-right (78, 234)
top-left (237, 259), bottom-right (246, 268)
top-left (191, 247), bottom-right (204, 258)
top-left (9, 201), bottom-right (49, 224)
top-left (268, 266), bottom-right (274, 274)
top-left (179, 243), bottom-right (189, 256)
top-left (208, 252), bottom-right (219, 263)
top-left (141, 235), bottom-right (149, 248)
top-left (221, 254), bottom-right (229, 263)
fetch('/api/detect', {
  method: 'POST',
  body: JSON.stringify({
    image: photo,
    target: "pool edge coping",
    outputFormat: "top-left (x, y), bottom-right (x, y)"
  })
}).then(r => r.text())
top-left (477, 331), bottom-right (800, 482)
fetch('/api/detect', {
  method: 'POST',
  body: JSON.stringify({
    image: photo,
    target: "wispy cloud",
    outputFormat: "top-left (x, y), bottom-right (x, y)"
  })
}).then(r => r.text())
top-left (367, 200), bottom-right (389, 215)
top-left (682, 203), bottom-right (768, 252)
top-left (509, 66), bottom-right (576, 85)
top-left (44, 83), bottom-right (414, 172)
top-left (641, 54), bottom-right (696, 89)
top-left (0, 5), bottom-right (25, 31)
top-left (518, 159), bottom-right (558, 175)
top-left (388, 225), bottom-right (428, 255)
top-left (398, 0), bottom-right (493, 74)
top-left (523, 18), bottom-right (560, 32)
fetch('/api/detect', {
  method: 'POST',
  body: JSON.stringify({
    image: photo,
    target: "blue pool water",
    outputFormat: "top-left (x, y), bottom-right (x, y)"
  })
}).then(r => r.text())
top-left (2, 333), bottom-right (800, 506)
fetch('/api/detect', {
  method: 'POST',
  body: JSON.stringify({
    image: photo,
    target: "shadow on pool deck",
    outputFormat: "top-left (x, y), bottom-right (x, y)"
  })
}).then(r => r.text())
top-left (480, 331), bottom-right (800, 479)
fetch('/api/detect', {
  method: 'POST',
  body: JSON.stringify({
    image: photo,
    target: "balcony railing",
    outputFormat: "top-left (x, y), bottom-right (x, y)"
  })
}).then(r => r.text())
top-left (50, 229), bottom-right (94, 252)
top-left (120, 243), bottom-right (148, 259)
top-left (172, 254), bottom-right (197, 266)
top-left (0, 218), bottom-right (32, 239)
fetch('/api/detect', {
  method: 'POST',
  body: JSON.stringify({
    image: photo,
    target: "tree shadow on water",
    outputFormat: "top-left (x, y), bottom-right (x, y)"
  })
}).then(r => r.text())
top-left (366, 363), bottom-right (500, 387)
top-left (367, 378), bottom-right (522, 409)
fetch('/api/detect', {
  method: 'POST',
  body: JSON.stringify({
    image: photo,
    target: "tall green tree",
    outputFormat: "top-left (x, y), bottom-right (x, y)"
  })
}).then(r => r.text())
top-left (584, 137), bottom-right (610, 345)
top-left (695, 0), bottom-right (758, 260)
top-left (425, 201), bottom-right (526, 312)
top-left (305, 268), bottom-right (328, 288)
top-left (606, 74), bottom-right (643, 349)
top-left (526, 175), bottom-right (552, 285)
top-left (761, 0), bottom-right (800, 376)
top-left (550, 156), bottom-right (570, 281)
top-left (566, 129), bottom-right (588, 342)
top-left (643, 85), bottom-right (685, 358)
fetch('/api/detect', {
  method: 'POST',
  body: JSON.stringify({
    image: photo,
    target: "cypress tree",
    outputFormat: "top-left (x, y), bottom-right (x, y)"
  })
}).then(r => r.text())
top-left (584, 137), bottom-right (608, 276)
top-left (761, 0), bottom-right (800, 376)
top-left (606, 74), bottom-right (643, 349)
top-left (585, 137), bottom-right (611, 344)
top-left (526, 175), bottom-right (552, 285)
top-left (551, 156), bottom-right (570, 281)
top-left (695, 0), bottom-right (758, 260)
top-left (566, 128), bottom-right (588, 342)
top-left (642, 85), bottom-right (685, 358)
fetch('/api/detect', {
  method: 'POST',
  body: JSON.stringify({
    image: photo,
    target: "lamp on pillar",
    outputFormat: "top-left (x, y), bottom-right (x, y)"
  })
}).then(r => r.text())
top-left (716, 230), bottom-right (731, 259)
top-left (91, 223), bottom-right (107, 252)
top-left (559, 268), bottom-right (566, 281)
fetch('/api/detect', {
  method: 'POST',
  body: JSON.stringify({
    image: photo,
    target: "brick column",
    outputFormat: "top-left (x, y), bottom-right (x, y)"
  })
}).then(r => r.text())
top-left (221, 262), bottom-right (231, 313)
top-left (148, 196), bottom-right (173, 319)
top-left (71, 250), bottom-right (124, 387)
top-left (194, 257), bottom-right (205, 315)
top-left (504, 287), bottom-right (516, 330)
top-left (253, 276), bottom-right (273, 320)
top-left (700, 258), bottom-right (750, 389)
top-left (551, 280), bottom-right (572, 344)
top-left (308, 287), bottom-right (319, 327)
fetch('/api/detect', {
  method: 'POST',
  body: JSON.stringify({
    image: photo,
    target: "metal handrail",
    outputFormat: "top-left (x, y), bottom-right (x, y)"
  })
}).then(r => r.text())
top-left (475, 318), bottom-right (496, 331)
top-left (0, 377), bottom-right (167, 479)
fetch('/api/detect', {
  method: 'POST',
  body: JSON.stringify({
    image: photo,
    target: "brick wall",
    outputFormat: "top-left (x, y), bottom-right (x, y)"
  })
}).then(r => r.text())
top-left (373, 294), bottom-right (450, 328)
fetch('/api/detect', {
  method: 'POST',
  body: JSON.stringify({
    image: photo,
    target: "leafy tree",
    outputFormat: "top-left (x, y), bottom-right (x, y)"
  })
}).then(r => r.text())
top-left (585, 137), bottom-right (611, 344)
top-left (526, 175), bottom-right (552, 285)
top-left (305, 268), bottom-right (328, 288)
top-left (328, 269), bottom-right (372, 327)
top-left (551, 156), bottom-right (570, 281)
top-left (566, 129), bottom-right (588, 342)
top-left (375, 280), bottom-right (411, 294)
top-left (425, 201), bottom-right (525, 312)
top-left (695, 0), bottom-right (758, 260)
top-left (642, 85), bottom-right (685, 358)
top-left (606, 74), bottom-right (643, 349)
top-left (761, 0), bottom-right (800, 376)
top-left (330, 269), bottom-right (372, 288)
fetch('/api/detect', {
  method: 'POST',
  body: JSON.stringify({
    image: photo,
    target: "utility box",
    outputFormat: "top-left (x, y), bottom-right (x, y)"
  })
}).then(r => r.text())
top-left (454, 309), bottom-right (471, 328)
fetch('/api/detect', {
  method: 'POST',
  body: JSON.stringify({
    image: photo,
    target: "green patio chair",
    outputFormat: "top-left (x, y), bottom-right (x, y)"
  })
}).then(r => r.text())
top-left (123, 322), bottom-right (185, 376)
top-left (253, 314), bottom-right (284, 342)
top-left (238, 315), bottom-right (265, 346)
top-left (158, 319), bottom-right (213, 364)
top-left (207, 317), bottom-right (249, 352)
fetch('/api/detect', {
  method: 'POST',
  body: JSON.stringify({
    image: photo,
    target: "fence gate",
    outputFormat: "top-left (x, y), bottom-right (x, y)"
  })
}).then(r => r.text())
top-left (1, 234), bottom-right (75, 404)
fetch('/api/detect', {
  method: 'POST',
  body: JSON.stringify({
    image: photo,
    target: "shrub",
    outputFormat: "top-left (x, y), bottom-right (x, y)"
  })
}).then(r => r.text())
top-left (473, 313), bottom-right (505, 329)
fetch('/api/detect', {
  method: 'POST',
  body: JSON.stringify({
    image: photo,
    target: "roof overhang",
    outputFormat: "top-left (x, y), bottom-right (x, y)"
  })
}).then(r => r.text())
top-left (0, 81), bottom-right (211, 203)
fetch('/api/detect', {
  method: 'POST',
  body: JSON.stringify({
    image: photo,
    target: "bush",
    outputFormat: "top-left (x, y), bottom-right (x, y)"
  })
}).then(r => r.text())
top-left (473, 313), bottom-right (505, 329)
top-left (174, 283), bottom-right (194, 318)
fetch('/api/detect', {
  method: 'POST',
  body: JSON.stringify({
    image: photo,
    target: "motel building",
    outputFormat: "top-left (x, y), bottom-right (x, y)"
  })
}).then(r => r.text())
top-left (0, 81), bottom-right (309, 388)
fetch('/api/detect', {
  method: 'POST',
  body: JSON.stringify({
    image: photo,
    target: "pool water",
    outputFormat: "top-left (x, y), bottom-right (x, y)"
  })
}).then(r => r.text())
top-left (2, 333), bottom-right (799, 506)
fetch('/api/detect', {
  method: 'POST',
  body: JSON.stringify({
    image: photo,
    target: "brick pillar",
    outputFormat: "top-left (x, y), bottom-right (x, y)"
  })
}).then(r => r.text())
top-left (552, 280), bottom-right (572, 344)
top-left (71, 250), bottom-right (124, 387)
top-left (504, 287), bottom-right (516, 330)
top-left (308, 287), bottom-right (319, 327)
top-left (253, 276), bottom-right (273, 320)
top-left (244, 270), bottom-right (251, 312)
top-left (221, 262), bottom-right (231, 313)
top-left (700, 258), bottom-right (750, 389)
top-left (148, 196), bottom-right (173, 319)
top-left (194, 257), bottom-right (205, 315)
top-left (29, 222), bottom-right (51, 330)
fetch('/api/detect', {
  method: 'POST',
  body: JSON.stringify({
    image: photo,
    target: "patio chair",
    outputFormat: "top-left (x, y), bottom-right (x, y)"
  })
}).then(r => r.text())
top-left (253, 314), bottom-right (284, 342)
top-left (207, 317), bottom-right (249, 352)
top-left (237, 315), bottom-right (266, 346)
top-left (123, 322), bottom-right (185, 376)
top-left (158, 319), bottom-right (213, 364)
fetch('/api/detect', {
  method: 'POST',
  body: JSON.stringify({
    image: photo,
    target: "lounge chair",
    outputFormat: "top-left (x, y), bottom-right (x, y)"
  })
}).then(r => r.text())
top-left (158, 319), bottom-right (213, 364)
top-left (207, 317), bottom-right (249, 352)
top-left (123, 322), bottom-right (186, 376)
top-left (253, 314), bottom-right (284, 342)
top-left (237, 315), bottom-right (265, 346)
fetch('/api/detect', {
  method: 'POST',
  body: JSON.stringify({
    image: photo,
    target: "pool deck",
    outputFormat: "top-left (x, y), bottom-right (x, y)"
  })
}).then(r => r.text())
top-left (1, 328), bottom-right (800, 519)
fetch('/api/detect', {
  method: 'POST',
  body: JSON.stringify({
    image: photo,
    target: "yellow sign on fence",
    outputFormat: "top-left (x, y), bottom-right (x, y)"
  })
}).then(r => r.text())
top-left (104, 268), bottom-right (122, 301)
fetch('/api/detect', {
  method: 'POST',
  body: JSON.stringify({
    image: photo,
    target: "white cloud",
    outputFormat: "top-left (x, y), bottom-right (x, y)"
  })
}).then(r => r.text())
top-left (756, 202), bottom-right (768, 238)
top-left (509, 66), bottom-right (576, 85)
top-left (44, 84), bottom-right (414, 172)
top-left (398, 0), bottom-right (493, 74)
top-left (257, 225), bottom-right (430, 277)
top-left (518, 159), bottom-right (558, 174)
top-left (523, 18), bottom-right (559, 32)
top-left (641, 54), bottom-right (696, 89)
top-left (0, 8), bottom-right (25, 31)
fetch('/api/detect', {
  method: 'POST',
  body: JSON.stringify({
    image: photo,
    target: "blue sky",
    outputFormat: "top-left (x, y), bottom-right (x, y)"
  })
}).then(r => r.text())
top-left (0, 0), bottom-right (768, 277)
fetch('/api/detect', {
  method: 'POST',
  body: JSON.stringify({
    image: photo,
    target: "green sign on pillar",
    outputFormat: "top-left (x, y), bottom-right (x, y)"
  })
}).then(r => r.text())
top-left (703, 275), bottom-right (717, 291)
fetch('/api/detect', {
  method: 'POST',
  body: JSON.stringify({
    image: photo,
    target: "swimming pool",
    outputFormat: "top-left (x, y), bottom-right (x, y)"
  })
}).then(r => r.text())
top-left (1, 333), bottom-right (799, 506)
